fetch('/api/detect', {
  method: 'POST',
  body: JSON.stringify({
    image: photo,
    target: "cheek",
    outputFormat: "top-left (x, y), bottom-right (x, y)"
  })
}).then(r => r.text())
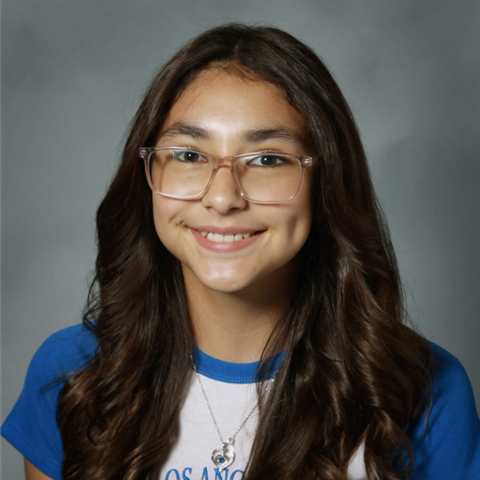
top-left (269, 200), bottom-right (312, 262)
top-left (152, 197), bottom-right (181, 252)
top-left (286, 212), bottom-right (312, 253)
top-left (286, 188), bottom-right (313, 245)
top-left (284, 199), bottom-right (313, 259)
top-left (152, 198), bottom-right (165, 237)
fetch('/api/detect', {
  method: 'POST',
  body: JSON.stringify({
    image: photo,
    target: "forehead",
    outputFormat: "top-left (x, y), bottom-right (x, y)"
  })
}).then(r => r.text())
top-left (159, 68), bottom-right (309, 147)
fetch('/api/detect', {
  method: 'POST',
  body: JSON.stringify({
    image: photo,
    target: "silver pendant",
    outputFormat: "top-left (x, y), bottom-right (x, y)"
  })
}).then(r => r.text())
top-left (211, 437), bottom-right (236, 472)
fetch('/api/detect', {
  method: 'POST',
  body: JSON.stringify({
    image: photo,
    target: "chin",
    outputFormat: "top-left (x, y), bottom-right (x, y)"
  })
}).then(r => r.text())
top-left (196, 273), bottom-right (254, 294)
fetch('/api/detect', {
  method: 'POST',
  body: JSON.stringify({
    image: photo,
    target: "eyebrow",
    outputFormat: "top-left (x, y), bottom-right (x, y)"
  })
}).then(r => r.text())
top-left (157, 122), bottom-right (211, 142)
top-left (158, 122), bottom-right (309, 150)
top-left (243, 127), bottom-right (309, 150)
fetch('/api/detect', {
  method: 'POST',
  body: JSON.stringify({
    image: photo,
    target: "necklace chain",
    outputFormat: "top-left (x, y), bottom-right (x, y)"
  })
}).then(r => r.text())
top-left (191, 356), bottom-right (275, 445)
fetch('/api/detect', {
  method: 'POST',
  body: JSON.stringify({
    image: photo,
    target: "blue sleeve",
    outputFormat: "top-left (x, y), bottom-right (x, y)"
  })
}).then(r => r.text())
top-left (1, 324), bottom-right (97, 480)
top-left (407, 342), bottom-right (480, 480)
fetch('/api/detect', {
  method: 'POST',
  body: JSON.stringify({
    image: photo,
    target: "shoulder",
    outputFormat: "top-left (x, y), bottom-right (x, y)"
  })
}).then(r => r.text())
top-left (25, 323), bottom-right (98, 388)
top-left (1, 324), bottom-right (98, 480)
top-left (407, 341), bottom-right (480, 479)
top-left (429, 341), bottom-right (472, 393)
top-left (9, 322), bottom-right (98, 432)
top-left (426, 341), bottom-right (479, 431)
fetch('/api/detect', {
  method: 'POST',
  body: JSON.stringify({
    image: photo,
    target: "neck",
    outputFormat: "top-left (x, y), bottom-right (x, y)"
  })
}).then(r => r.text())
top-left (183, 267), bottom-right (293, 364)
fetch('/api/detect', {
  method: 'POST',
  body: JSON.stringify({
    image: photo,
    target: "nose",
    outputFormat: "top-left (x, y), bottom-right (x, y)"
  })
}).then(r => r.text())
top-left (201, 164), bottom-right (247, 214)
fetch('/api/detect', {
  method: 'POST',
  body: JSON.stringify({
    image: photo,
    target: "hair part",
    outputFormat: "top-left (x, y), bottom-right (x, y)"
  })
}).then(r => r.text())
top-left (57, 23), bottom-right (432, 480)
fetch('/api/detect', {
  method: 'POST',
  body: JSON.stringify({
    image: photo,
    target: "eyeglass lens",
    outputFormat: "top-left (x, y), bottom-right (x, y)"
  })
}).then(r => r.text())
top-left (148, 149), bottom-right (302, 202)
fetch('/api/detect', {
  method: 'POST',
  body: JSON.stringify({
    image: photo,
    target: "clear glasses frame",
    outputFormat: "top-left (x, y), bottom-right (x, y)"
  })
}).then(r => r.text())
top-left (139, 146), bottom-right (319, 204)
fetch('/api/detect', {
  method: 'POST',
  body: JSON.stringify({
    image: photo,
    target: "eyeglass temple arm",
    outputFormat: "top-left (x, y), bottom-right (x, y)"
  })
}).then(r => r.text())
top-left (302, 156), bottom-right (320, 167)
top-left (139, 148), bottom-right (151, 160)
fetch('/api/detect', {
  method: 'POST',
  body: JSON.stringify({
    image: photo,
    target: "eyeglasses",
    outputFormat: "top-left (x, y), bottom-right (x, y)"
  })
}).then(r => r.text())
top-left (139, 147), bottom-right (318, 203)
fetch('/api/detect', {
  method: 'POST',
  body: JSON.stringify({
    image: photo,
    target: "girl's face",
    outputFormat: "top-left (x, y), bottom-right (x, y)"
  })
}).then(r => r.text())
top-left (152, 68), bottom-right (313, 294)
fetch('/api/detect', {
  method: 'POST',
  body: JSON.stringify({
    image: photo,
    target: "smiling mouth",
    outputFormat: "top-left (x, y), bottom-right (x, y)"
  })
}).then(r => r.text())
top-left (199, 231), bottom-right (260, 243)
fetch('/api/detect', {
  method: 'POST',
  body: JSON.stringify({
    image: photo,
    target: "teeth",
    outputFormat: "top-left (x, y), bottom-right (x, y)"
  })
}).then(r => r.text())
top-left (200, 231), bottom-right (254, 242)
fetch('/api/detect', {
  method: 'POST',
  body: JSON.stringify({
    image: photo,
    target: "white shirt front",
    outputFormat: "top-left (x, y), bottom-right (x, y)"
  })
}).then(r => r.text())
top-left (160, 348), bottom-right (366, 480)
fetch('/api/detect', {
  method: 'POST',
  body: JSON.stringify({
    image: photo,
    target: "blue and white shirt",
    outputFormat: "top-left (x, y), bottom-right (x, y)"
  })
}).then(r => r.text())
top-left (2, 324), bottom-right (480, 479)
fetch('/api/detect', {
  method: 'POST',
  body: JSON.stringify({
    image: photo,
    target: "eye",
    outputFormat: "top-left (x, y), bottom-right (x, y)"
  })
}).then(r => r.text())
top-left (172, 150), bottom-right (208, 163)
top-left (248, 154), bottom-right (290, 167)
top-left (248, 153), bottom-right (291, 168)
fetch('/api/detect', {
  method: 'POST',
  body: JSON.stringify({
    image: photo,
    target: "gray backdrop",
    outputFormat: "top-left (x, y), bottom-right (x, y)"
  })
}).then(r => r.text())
top-left (2, 1), bottom-right (479, 478)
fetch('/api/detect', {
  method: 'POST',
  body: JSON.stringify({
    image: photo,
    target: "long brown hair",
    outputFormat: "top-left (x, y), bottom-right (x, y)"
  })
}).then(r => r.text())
top-left (57, 24), bottom-right (432, 480)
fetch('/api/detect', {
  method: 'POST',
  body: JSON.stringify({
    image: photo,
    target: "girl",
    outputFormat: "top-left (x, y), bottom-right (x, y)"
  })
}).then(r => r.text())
top-left (2, 24), bottom-right (479, 480)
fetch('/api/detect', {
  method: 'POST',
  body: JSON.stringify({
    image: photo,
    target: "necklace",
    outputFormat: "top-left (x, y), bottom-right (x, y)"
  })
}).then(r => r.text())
top-left (191, 356), bottom-right (275, 472)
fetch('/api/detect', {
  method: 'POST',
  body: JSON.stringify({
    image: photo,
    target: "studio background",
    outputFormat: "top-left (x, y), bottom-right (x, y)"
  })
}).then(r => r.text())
top-left (2, 1), bottom-right (479, 478)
